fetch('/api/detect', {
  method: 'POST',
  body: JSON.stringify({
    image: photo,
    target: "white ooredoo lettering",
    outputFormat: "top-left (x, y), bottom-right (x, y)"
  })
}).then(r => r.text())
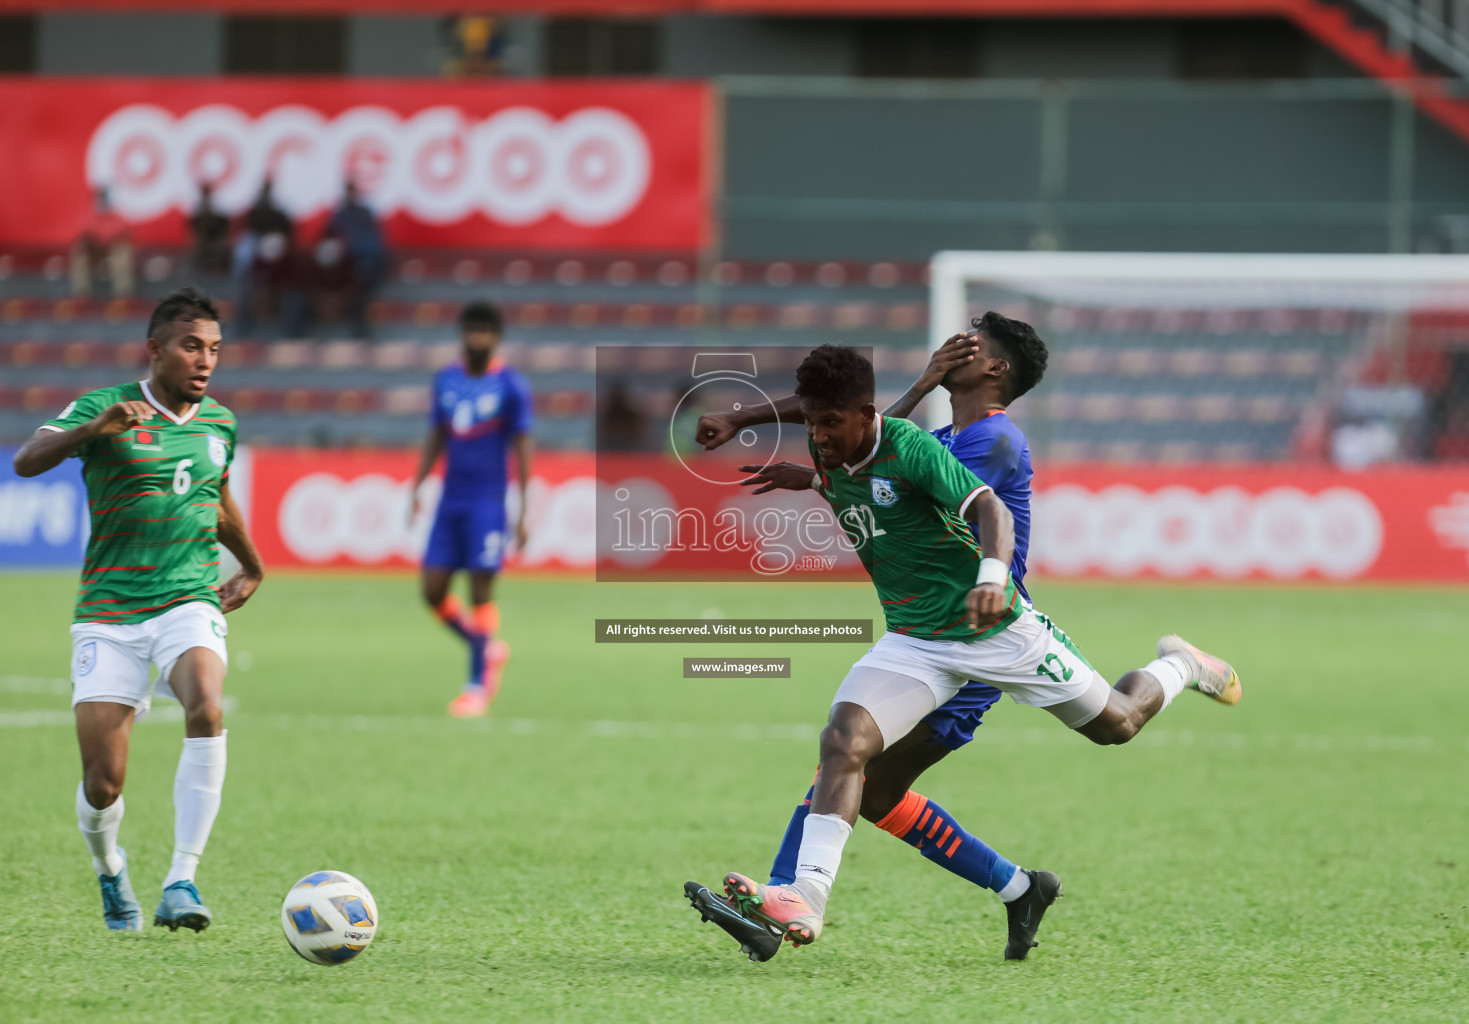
top-left (1031, 484), bottom-right (1383, 580)
top-left (88, 103), bottom-right (652, 228)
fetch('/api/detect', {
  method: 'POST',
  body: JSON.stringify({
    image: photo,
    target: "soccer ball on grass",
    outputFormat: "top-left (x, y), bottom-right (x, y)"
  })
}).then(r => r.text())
top-left (281, 870), bottom-right (379, 965)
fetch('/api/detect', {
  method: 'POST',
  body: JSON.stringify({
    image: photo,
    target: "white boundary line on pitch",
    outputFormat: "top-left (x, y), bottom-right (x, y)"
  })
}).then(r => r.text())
top-left (0, 675), bottom-right (72, 695)
top-left (0, 695), bottom-right (238, 727)
top-left (0, 705), bottom-right (1462, 754)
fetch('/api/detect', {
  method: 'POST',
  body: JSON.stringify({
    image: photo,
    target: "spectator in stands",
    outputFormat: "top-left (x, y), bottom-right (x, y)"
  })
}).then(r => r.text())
top-left (189, 183), bottom-right (232, 277)
top-left (69, 187), bottom-right (133, 299)
top-left (246, 179), bottom-right (293, 240)
top-left (307, 228), bottom-right (357, 335)
top-left (440, 15), bottom-right (506, 77)
top-left (328, 181), bottom-right (387, 339)
top-left (234, 179), bottom-right (296, 337)
top-left (249, 229), bottom-right (311, 339)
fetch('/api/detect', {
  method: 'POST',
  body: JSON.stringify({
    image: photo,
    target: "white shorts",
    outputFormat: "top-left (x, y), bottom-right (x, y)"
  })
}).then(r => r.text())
top-left (836, 603), bottom-right (1111, 743)
top-left (70, 601), bottom-right (229, 721)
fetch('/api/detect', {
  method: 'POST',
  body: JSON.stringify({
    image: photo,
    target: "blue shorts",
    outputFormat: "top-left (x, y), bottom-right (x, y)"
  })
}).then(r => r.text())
top-left (922, 680), bottom-right (1004, 750)
top-left (423, 501), bottom-right (507, 573)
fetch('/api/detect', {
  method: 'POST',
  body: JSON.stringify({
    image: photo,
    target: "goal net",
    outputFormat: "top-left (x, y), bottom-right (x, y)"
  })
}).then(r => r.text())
top-left (927, 252), bottom-right (1469, 468)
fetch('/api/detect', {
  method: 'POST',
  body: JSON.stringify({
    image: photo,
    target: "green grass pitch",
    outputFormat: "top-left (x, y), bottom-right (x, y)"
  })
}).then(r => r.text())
top-left (1, 572), bottom-right (1466, 1023)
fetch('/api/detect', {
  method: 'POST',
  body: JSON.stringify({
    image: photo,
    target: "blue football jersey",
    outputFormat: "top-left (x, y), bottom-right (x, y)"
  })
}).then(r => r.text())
top-left (931, 410), bottom-right (1033, 598)
top-left (431, 361), bottom-right (534, 506)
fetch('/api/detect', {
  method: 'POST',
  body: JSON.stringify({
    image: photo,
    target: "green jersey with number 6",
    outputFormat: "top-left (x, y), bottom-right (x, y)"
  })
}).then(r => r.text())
top-left (43, 382), bottom-right (237, 625)
top-left (812, 415), bottom-right (1020, 642)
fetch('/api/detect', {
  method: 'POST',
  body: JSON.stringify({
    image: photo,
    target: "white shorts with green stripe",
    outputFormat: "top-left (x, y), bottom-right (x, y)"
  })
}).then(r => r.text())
top-left (839, 603), bottom-right (1110, 745)
top-left (69, 601), bottom-right (229, 721)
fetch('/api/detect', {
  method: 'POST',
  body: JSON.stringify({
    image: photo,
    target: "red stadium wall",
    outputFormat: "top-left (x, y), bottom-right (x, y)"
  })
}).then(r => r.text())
top-left (249, 451), bottom-right (1469, 581)
top-left (0, 80), bottom-right (714, 251)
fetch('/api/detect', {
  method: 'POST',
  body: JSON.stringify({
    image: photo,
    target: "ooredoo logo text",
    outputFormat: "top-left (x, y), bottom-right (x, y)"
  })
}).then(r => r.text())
top-left (87, 103), bottom-right (652, 228)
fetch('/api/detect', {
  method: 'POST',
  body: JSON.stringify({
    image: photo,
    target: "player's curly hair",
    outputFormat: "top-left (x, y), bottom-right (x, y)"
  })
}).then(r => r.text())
top-left (147, 287), bottom-right (221, 342)
top-left (460, 300), bottom-right (504, 333)
top-left (795, 344), bottom-right (875, 409)
top-left (974, 311), bottom-right (1047, 402)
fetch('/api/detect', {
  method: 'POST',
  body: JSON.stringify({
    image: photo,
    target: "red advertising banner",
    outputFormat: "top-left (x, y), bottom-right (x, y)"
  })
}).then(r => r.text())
top-left (250, 448), bottom-right (594, 572)
top-left (249, 451), bottom-right (1469, 582)
top-left (1028, 464), bottom-right (1469, 583)
top-left (0, 79), bottom-right (713, 250)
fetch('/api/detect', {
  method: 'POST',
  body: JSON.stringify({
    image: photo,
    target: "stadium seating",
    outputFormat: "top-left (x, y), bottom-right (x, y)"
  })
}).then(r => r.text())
top-left (6, 245), bottom-right (1459, 462)
top-left (0, 248), bottom-right (935, 449)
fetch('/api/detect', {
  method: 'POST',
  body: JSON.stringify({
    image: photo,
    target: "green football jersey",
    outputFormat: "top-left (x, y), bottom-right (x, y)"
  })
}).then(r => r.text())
top-left (43, 381), bottom-right (237, 625)
top-left (813, 415), bottom-right (1020, 642)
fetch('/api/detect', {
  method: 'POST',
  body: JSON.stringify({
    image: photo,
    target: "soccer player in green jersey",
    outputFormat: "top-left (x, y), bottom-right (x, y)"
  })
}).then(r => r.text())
top-left (12, 287), bottom-right (264, 933)
top-left (709, 345), bottom-right (1239, 951)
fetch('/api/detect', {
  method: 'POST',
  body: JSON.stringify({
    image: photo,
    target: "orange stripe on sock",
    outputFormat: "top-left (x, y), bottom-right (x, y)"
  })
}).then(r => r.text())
top-left (874, 791), bottom-right (929, 837)
top-left (926, 813), bottom-right (944, 838)
top-left (433, 594), bottom-right (464, 625)
top-left (916, 808), bottom-right (933, 833)
top-left (937, 825), bottom-right (954, 848)
top-left (472, 602), bottom-right (499, 635)
top-left (944, 836), bottom-right (962, 858)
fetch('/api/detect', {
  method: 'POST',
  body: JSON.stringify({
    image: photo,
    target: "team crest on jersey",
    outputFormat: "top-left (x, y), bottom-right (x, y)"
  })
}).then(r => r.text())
top-left (870, 477), bottom-right (899, 506)
top-left (207, 434), bottom-right (228, 467)
top-left (452, 400), bottom-right (474, 432)
top-left (76, 641), bottom-right (96, 677)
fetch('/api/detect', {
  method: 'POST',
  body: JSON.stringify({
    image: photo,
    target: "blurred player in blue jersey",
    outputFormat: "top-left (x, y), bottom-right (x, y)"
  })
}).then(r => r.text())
top-left (690, 312), bottom-right (1056, 960)
top-left (410, 301), bottom-right (534, 718)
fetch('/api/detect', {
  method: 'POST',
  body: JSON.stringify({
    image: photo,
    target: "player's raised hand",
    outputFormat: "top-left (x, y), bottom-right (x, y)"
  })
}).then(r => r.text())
top-left (915, 333), bottom-right (982, 394)
top-left (739, 462), bottom-right (815, 495)
top-left (966, 583), bottom-right (1008, 630)
top-left (89, 401), bottom-right (156, 438)
top-left (695, 412), bottom-right (741, 450)
top-left (218, 569), bottom-right (262, 614)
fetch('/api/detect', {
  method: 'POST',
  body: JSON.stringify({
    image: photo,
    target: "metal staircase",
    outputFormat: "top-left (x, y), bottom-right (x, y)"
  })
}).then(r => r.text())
top-left (1344, 0), bottom-right (1469, 79)
top-left (1285, 0), bottom-right (1469, 141)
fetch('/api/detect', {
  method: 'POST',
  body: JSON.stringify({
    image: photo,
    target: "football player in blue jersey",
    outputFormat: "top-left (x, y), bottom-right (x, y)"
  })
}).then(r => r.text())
top-left (688, 312), bottom-right (1057, 960)
top-left (409, 301), bottom-right (534, 717)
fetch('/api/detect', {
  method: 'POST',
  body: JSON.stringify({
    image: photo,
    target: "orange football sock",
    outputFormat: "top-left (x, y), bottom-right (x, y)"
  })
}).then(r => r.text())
top-left (432, 594), bottom-right (471, 637)
top-left (874, 790), bottom-right (929, 837)
top-left (472, 602), bottom-right (499, 637)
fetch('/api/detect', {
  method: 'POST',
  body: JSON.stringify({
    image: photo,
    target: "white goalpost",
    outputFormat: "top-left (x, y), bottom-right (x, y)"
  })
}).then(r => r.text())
top-left (925, 251), bottom-right (1469, 465)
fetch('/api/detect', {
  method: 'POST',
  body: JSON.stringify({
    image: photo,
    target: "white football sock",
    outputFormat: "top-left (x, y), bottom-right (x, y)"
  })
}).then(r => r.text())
top-left (164, 731), bottom-right (227, 888)
top-left (996, 867), bottom-right (1032, 903)
top-left (76, 782), bottom-right (125, 877)
top-left (1143, 655), bottom-right (1190, 709)
top-left (793, 812), bottom-right (853, 899)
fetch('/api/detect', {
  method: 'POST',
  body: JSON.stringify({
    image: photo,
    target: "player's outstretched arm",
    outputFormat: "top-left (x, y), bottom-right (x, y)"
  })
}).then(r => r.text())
top-left (737, 461), bottom-right (818, 495)
top-left (695, 395), bottom-right (804, 450)
top-left (12, 401), bottom-right (156, 477)
top-left (882, 333), bottom-right (981, 420)
top-left (216, 478), bottom-right (265, 614)
top-left (513, 431), bottom-right (534, 552)
top-left (963, 488), bottom-right (1015, 627)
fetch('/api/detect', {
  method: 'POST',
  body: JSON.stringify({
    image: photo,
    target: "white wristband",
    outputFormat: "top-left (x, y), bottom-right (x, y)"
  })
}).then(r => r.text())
top-left (976, 558), bottom-right (1008, 587)
top-left (810, 472), bottom-right (821, 491)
